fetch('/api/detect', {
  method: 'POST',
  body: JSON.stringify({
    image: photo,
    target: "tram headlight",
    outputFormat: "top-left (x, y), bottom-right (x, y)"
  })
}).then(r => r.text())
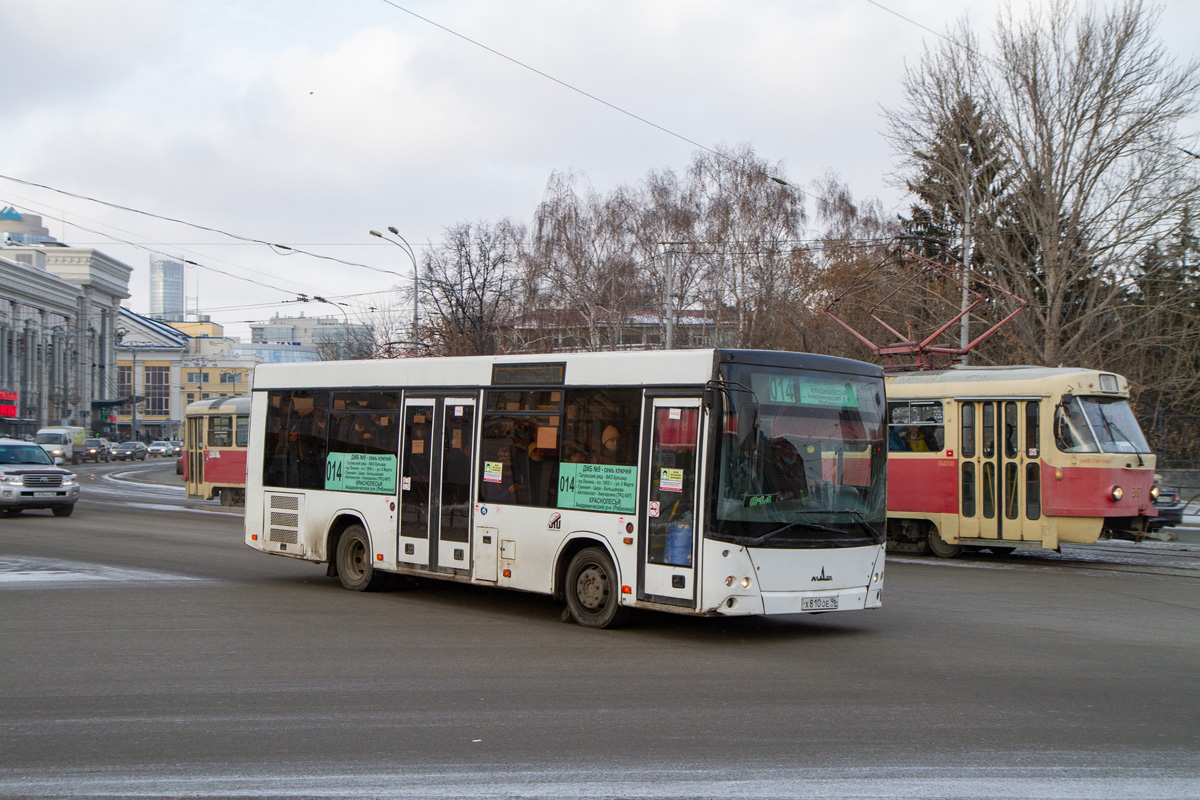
top-left (1110, 486), bottom-right (1124, 502)
top-left (1150, 485), bottom-right (1160, 501)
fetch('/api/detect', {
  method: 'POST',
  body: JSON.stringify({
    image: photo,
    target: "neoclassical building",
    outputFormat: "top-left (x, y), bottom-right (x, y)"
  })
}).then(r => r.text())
top-left (0, 207), bottom-right (131, 435)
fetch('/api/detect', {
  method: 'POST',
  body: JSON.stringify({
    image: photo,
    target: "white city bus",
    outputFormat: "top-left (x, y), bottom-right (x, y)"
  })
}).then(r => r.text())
top-left (244, 349), bottom-right (887, 627)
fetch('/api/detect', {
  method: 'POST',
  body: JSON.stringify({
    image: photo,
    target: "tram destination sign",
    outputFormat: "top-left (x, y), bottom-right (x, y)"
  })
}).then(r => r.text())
top-left (557, 462), bottom-right (637, 514)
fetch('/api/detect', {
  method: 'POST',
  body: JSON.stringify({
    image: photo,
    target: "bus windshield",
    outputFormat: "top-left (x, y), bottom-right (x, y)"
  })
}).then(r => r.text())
top-left (1055, 396), bottom-right (1150, 454)
top-left (712, 365), bottom-right (886, 547)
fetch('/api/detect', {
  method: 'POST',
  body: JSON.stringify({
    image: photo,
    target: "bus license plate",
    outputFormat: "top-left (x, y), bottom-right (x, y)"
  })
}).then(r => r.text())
top-left (803, 596), bottom-right (838, 611)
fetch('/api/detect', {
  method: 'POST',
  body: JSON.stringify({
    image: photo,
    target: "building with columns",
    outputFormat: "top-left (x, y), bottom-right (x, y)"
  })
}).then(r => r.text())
top-left (0, 207), bottom-right (131, 436)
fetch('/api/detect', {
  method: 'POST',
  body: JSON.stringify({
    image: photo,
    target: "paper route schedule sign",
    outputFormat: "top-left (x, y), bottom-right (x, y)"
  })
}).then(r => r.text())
top-left (557, 463), bottom-right (637, 514)
top-left (325, 453), bottom-right (398, 495)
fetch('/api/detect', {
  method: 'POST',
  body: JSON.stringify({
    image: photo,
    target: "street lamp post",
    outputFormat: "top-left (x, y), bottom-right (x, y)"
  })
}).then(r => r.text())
top-left (370, 228), bottom-right (420, 352)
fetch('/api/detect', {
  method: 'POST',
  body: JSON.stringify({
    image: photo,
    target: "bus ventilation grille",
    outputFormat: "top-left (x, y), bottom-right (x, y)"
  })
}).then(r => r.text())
top-left (266, 493), bottom-right (303, 546)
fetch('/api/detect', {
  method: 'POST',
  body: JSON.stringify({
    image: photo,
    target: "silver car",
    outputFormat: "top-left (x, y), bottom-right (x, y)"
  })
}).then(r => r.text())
top-left (0, 438), bottom-right (80, 517)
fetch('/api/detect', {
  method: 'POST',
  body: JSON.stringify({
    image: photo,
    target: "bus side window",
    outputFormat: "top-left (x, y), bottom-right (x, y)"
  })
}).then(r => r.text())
top-left (480, 389), bottom-right (563, 508)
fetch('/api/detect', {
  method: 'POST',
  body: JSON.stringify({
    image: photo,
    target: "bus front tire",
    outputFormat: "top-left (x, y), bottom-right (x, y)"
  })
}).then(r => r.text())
top-left (335, 525), bottom-right (386, 592)
top-left (565, 547), bottom-right (630, 629)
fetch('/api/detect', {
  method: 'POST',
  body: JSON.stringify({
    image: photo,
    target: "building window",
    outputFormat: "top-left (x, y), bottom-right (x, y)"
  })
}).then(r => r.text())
top-left (118, 366), bottom-right (132, 415)
top-left (186, 372), bottom-right (209, 384)
top-left (144, 366), bottom-right (170, 415)
top-left (220, 372), bottom-right (241, 384)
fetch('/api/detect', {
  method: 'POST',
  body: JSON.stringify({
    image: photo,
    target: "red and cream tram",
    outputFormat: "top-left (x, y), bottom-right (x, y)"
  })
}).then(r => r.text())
top-left (885, 366), bottom-right (1158, 557)
top-left (183, 396), bottom-right (250, 506)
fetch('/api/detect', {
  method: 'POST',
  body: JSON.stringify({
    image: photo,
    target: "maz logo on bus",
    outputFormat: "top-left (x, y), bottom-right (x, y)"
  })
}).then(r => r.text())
top-left (811, 567), bottom-right (833, 582)
top-left (548, 512), bottom-right (562, 530)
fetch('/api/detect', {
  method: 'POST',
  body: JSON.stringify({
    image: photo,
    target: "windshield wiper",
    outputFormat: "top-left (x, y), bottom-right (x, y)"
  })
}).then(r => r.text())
top-left (816, 508), bottom-right (883, 541)
top-left (1093, 406), bottom-right (1145, 465)
top-left (734, 520), bottom-right (847, 547)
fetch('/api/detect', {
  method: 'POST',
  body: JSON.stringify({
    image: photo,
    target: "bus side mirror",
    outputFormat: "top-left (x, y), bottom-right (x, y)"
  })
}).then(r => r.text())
top-left (737, 402), bottom-right (759, 449)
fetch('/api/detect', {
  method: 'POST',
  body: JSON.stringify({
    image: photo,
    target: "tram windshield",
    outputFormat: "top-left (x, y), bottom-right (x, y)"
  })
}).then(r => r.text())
top-left (1054, 396), bottom-right (1150, 454)
top-left (712, 365), bottom-right (886, 547)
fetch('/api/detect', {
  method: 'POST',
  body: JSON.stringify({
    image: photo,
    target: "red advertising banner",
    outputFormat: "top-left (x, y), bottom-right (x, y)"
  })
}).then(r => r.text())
top-left (0, 390), bottom-right (17, 418)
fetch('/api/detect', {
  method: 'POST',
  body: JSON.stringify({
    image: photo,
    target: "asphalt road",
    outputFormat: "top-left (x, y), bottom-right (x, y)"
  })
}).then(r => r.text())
top-left (1, 463), bottom-right (1198, 798)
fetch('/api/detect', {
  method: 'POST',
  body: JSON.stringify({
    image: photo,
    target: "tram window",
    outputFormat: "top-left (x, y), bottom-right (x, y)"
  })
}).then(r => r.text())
top-left (1004, 461), bottom-right (1019, 519)
top-left (982, 461), bottom-right (996, 518)
top-left (209, 416), bottom-right (233, 448)
top-left (560, 389), bottom-right (641, 467)
top-left (1004, 402), bottom-right (1018, 459)
top-left (1026, 462), bottom-right (1041, 520)
top-left (887, 401), bottom-right (944, 453)
top-left (982, 403), bottom-right (995, 458)
top-left (1025, 402), bottom-right (1039, 456)
top-left (961, 462), bottom-right (976, 517)
top-left (235, 416), bottom-right (249, 448)
top-left (961, 402), bottom-right (975, 458)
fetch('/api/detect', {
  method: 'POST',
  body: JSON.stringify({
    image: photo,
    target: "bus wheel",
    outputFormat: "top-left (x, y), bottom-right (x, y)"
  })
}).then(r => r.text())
top-left (336, 525), bottom-right (386, 592)
top-left (927, 531), bottom-right (961, 558)
top-left (565, 547), bottom-right (630, 629)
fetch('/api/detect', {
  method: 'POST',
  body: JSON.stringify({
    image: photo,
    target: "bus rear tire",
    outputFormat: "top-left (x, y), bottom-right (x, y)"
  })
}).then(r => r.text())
top-left (927, 531), bottom-right (961, 558)
top-left (565, 547), bottom-right (630, 629)
top-left (336, 525), bottom-right (386, 592)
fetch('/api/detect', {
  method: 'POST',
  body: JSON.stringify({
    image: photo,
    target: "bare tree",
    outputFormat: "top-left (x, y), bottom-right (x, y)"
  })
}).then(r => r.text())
top-left (531, 171), bottom-right (651, 350)
top-left (886, 0), bottom-right (1200, 367)
top-left (685, 144), bottom-right (807, 349)
top-left (419, 221), bottom-right (523, 356)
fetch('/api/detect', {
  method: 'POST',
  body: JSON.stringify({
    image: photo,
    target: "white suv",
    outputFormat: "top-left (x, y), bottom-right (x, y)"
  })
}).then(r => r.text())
top-left (0, 437), bottom-right (80, 517)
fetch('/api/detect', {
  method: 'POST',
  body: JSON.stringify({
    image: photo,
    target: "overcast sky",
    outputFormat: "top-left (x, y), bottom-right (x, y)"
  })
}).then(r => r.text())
top-left (2, 0), bottom-right (1197, 339)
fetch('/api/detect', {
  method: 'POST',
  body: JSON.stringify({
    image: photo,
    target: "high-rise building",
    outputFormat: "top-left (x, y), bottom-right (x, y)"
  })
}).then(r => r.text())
top-left (149, 257), bottom-right (185, 322)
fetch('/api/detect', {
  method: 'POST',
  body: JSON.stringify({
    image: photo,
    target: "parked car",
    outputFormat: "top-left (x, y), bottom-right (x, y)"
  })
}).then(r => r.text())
top-left (1149, 480), bottom-right (1185, 531)
top-left (0, 437), bottom-right (80, 517)
top-left (112, 442), bottom-right (149, 461)
top-left (147, 441), bottom-right (173, 457)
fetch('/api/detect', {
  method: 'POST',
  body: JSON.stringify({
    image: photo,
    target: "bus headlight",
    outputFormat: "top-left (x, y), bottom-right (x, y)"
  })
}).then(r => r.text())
top-left (1110, 486), bottom-right (1124, 502)
top-left (740, 577), bottom-right (751, 589)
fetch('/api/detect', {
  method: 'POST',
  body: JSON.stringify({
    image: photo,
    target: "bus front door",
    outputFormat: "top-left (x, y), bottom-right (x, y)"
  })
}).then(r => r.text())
top-left (397, 397), bottom-right (476, 574)
top-left (639, 398), bottom-right (702, 606)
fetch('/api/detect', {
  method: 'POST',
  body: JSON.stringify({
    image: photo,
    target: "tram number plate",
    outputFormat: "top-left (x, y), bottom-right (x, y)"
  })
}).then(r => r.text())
top-left (33, 492), bottom-right (58, 498)
top-left (803, 596), bottom-right (838, 611)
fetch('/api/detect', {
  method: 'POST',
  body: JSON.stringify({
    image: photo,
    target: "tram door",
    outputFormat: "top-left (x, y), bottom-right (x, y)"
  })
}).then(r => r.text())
top-left (639, 398), bottom-right (702, 605)
top-left (397, 397), bottom-right (476, 573)
top-left (959, 400), bottom-right (1042, 541)
top-left (185, 416), bottom-right (205, 497)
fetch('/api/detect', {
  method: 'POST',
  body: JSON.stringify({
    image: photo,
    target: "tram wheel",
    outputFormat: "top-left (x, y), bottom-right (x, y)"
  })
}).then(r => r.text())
top-left (927, 531), bottom-right (962, 558)
top-left (335, 524), bottom-right (387, 592)
top-left (565, 547), bottom-right (630, 629)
